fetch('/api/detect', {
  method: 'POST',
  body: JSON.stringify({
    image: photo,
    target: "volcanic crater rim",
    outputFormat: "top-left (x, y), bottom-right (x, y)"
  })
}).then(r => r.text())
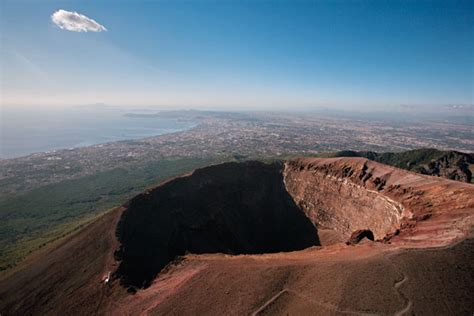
top-left (113, 159), bottom-right (410, 289)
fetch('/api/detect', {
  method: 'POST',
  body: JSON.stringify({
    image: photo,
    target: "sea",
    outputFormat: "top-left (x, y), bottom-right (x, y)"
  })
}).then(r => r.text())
top-left (0, 106), bottom-right (195, 159)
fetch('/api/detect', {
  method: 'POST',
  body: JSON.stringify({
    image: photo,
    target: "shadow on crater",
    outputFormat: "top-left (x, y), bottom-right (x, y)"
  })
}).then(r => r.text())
top-left (115, 161), bottom-right (320, 289)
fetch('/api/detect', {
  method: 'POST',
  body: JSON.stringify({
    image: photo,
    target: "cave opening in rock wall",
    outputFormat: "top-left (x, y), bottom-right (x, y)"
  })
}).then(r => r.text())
top-left (346, 229), bottom-right (375, 245)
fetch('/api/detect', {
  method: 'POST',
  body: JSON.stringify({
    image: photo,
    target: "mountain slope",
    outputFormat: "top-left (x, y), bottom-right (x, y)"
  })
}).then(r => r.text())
top-left (332, 148), bottom-right (474, 183)
top-left (0, 157), bottom-right (473, 315)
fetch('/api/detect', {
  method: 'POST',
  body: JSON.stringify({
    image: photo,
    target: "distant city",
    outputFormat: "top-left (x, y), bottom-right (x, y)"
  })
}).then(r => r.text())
top-left (1, 109), bottom-right (472, 196)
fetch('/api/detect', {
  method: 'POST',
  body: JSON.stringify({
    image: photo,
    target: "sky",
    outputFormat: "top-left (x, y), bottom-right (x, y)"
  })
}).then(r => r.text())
top-left (0, 0), bottom-right (473, 110)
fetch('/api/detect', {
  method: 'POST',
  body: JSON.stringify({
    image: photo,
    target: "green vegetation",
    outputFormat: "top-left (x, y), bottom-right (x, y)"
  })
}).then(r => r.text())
top-left (353, 148), bottom-right (448, 169)
top-left (0, 157), bottom-right (227, 271)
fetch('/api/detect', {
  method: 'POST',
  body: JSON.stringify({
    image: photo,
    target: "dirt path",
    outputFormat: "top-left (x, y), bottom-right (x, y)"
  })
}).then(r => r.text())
top-left (393, 275), bottom-right (412, 316)
top-left (251, 287), bottom-right (380, 316)
top-left (385, 251), bottom-right (413, 316)
top-left (251, 289), bottom-right (289, 316)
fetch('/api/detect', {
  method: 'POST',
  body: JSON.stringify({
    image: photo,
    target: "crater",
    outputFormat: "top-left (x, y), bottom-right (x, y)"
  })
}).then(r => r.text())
top-left (115, 159), bottom-right (406, 289)
top-left (115, 162), bottom-right (320, 288)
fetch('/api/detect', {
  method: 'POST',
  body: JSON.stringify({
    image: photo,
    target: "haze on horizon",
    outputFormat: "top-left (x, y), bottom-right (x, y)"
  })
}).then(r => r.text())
top-left (0, 0), bottom-right (472, 111)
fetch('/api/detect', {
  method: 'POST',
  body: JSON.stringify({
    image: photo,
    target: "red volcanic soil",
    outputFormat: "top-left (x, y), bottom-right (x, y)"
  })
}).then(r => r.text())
top-left (0, 158), bottom-right (473, 315)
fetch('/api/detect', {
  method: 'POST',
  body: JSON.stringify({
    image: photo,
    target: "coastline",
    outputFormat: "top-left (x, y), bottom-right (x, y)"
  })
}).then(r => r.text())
top-left (0, 118), bottom-right (197, 161)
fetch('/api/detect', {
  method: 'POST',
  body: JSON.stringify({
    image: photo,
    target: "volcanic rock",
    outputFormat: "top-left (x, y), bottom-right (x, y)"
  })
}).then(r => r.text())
top-left (345, 229), bottom-right (375, 245)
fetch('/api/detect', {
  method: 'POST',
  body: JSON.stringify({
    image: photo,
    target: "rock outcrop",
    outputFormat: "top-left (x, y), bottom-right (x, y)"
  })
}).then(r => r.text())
top-left (345, 229), bottom-right (375, 245)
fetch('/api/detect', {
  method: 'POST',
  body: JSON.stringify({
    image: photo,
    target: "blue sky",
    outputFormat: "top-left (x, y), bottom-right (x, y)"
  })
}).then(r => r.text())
top-left (1, 0), bottom-right (472, 110)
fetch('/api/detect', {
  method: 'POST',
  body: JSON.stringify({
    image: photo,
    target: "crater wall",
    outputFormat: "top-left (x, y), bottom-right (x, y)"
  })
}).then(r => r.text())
top-left (284, 158), bottom-right (406, 240)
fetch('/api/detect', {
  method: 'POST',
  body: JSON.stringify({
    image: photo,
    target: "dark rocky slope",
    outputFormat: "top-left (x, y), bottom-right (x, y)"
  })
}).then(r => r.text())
top-left (332, 148), bottom-right (474, 183)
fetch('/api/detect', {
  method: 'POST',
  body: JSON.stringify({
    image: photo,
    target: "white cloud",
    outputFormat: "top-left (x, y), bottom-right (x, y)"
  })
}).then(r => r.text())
top-left (51, 9), bottom-right (107, 32)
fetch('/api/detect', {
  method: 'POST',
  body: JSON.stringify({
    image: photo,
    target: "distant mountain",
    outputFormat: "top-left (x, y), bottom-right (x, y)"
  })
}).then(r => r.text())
top-left (332, 148), bottom-right (474, 183)
top-left (124, 109), bottom-right (259, 121)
